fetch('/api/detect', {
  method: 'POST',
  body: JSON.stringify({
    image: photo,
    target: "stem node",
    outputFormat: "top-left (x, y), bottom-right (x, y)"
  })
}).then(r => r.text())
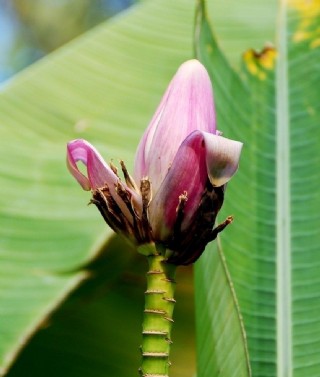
top-left (140, 254), bottom-right (177, 376)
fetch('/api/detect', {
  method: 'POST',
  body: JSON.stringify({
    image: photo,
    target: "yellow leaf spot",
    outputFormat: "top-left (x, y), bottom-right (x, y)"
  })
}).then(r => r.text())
top-left (243, 50), bottom-right (259, 75)
top-left (293, 30), bottom-right (310, 42)
top-left (288, 0), bottom-right (320, 15)
top-left (288, 0), bottom-right (320, 43)
top-left (310, 37), bottom-right (320, 47)
top-left (259, 48), bottom-right (277, 69)
top-left (247, 61), bottom-right (259, 75)
top-left (243, 47), bottom-right (276, 80)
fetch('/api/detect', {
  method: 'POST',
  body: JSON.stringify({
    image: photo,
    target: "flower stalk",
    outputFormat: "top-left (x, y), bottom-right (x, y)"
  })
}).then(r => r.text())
top-left (140, 248), bottom-right (177, 377)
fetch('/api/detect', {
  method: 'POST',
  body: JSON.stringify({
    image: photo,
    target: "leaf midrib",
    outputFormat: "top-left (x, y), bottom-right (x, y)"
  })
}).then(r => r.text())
top-left (276, 0), bottom-right (292, 376)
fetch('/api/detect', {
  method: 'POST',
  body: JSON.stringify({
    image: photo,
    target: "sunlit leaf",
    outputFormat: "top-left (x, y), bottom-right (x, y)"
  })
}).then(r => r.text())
top-left (0, 0), bottom-right (197, 373)
top-left (196, 1), bottom-right (320, 376)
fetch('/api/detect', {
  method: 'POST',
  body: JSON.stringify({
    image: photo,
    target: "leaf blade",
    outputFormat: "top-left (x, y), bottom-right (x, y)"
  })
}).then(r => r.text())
top-left (195, 241), bottom-right (251, 377)
top-left (197, 0), bottom-right (320, 376)
top-left (0, 0), bottom-right (197, 371)
top-left (194, 3), bottom-right (251, 377)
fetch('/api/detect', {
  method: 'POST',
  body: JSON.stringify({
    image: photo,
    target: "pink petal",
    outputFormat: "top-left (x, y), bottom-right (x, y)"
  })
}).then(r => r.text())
top-left (203, 132), bottom-right (243, 187)
top-left (67, 139), bottom-right (118, 190)
top-left (149, 131), bottom-right (242, 239)
top-left (149, 131), bottom-right (207, 240)
top-left (134, 59), bottom-right (216, 194)
top-left (67, 139), bottom-right (143, 221)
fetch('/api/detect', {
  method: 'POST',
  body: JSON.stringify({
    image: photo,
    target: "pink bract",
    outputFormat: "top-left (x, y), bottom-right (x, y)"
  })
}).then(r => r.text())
top-left (66, 59), bottom-right (243, 265)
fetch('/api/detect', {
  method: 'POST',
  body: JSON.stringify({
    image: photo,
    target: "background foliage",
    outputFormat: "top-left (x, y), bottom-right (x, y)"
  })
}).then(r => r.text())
top-left (1, 1), bottom-right (319, 377)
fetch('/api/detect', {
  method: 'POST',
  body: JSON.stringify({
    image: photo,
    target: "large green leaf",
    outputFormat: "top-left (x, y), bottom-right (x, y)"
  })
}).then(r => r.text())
top-left (196, 1), bottom-right (320, 376)
top-left (283, 2), bottom-right (320, 376)
top-left (0, 0), bottom-right (198, 373)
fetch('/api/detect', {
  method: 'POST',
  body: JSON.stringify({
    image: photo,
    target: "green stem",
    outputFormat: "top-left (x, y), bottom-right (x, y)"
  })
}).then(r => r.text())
top-left (139, 253), bottom-right (177, 377)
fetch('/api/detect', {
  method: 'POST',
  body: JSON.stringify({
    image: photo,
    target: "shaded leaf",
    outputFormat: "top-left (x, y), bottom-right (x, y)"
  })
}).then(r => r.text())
top-left (195, 241), bottom-right (251, 377)
top-left (6, 237), bottom-right (195, 377)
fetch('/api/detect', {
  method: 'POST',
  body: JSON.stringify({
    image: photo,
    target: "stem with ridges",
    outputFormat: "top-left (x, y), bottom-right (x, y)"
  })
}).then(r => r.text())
top-left (139, 252), bottom-right (177, 377)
